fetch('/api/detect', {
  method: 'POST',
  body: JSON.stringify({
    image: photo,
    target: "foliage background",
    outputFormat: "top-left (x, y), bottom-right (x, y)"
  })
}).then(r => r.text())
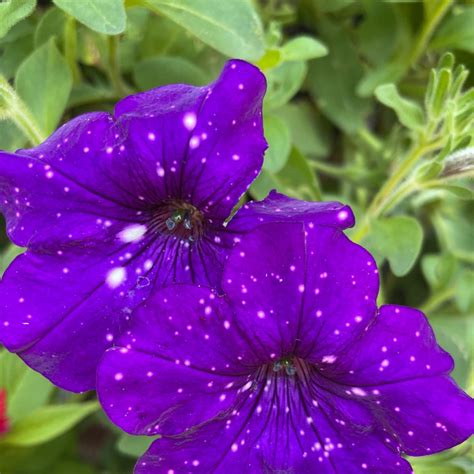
top-left (0, 0), bottom-right (473, 472)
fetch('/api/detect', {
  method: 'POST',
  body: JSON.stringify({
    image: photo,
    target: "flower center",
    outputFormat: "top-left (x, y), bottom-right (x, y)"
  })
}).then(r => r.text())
top-left (149, 200), bottom-right (204, 242)
top-left (272, 356), bottom-right (297, 376)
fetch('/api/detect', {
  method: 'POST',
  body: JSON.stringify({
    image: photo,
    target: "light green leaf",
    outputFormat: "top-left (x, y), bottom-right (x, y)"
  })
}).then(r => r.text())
top-left (133, 56), bottom-right (208, 90)
top-left (0, 244), bottom-right (24, 277)
top-left (34, 7), bottom-right (67, 47)
top-left (117, 433), bottom-right (157, 458)
top-left (1, 401), bottom-right (99, 446)
top-left (53, 0), bottom-right (126, 35)
top-left (0, 120), bottom-right (26, 152)
top-left (141, 0), bottom-right (264, 60)
top-left (431, 6), bottom-right (474, 53)
top-left (455, 271), bottom-right (474, 313)
top-left (368, 216), bottom-right (424, 276)
top-left (0, 0), bottom-right (36, 39)
top-left (15, 39), bottom-right (72, 135)
top-left (280, 36), bottom-right (327, 62)
top-left (265, 61), bottom-right (307, 110)
top-left (0, 350), bottom-right (53, 423)
top-left (263, 114), bottom-right (291, 173)
top-left (375, 83), bottom-right (424, 130)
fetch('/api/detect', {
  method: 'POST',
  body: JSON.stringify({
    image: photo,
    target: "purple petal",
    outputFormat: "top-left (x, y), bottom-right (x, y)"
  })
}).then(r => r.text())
top-left (134, 370), bottom-right (412, 474)
top-left (115, 59), bottom-right (267, 219)
top-left (229, 190), bottom-right (355, 232)
top-left (222, 222), bottom-right (379, 360)
top-left (329, 305), bottom-right (474, 455)
top-left (0, 240), bottom-right (163, 391)
top-left (97, 285), bottom-right (256, 435)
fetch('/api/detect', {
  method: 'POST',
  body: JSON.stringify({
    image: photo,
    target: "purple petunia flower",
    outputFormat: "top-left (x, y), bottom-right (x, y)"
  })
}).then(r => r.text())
top-left (97, 219), bottom-right (474, 473)
top-left (0, 60), bottom-right (267, 392)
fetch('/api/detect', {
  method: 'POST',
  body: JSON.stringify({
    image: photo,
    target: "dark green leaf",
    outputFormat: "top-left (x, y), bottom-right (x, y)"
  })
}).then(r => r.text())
top-left (308, 19), bottom-right (370, 133)
top-left (277, 101), bottom-right (331, 158)
top-left (251, 148), bottom-right (321, 201)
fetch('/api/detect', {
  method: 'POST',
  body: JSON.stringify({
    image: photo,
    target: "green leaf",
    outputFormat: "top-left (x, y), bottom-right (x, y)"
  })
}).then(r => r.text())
top-left (117, 433), bottom-right (157, 458)
top-left (265, 61), bottom-right (307, 110)
top-left (34, 7), bottom-right (67, 47)
top-left (53, 0), bottom-right (126, 35)
top-left (280, 36), bottom-right (327, 62)
top-left (141, 0), bottom-right (264, 60)
top-left (15, 39), bottom-right (72, 135)
top-left (277, 101), bottom-right (331, 158)
top-left (263, 114), bottom-right (291, 173)
top-left (0, 244), bottom-right (24, 276)
top-left (375, 83), bottom-right (424, 130)
top-left (133, 56), bottom-right (208, 90)
top-left (0, 120), bottom-right (26, 152)
top-left (1, 401), bottom-right (99, 446)
top-left (430, 68), bottom-right (452, 119)
top-left (431, 6), bottom-right (474, 53)
top-left (0, 0), bottom-right (36, 39)
top-left (308, 19), bottom-right (370, 133)
top-left (421, 253), bottom-right (456, 290)
top-left (0, 350), bottom-right (54, 423)
top-left (368, 216), bottom-right (424, 276)
top-left (455, 271), bottom-right (474, 313)
top-left (251, 148), bottom-right (321, 201)
top-left (436, 184), bottom-right (473, 200)
top-left (416, 161), bottom-right (442, 181)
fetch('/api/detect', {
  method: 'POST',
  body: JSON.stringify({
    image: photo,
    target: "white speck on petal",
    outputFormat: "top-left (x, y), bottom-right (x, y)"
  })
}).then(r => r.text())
top-left (117, 224), bottom-right (147, 243)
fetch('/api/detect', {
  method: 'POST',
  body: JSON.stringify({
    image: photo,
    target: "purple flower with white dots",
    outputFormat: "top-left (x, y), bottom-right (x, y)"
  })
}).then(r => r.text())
top-left (97, 220), bottom-right (473, 473)
top-left (0, 60), bottom-right (267, 392)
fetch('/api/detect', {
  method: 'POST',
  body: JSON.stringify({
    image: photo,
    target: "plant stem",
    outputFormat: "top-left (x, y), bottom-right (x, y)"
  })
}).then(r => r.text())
top-left (352, 143), bottom-right (426, 242)
top-left (407, 0), bottom-right (453, 69)
top-left (0, 76), bottom-right (46, 146)
top-left (107, 35), bottom-right (127, 96)
top-left (64, 16), bottom-right (81, 84)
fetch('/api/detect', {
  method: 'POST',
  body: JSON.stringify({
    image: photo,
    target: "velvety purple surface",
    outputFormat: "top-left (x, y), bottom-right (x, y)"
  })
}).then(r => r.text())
top-left (97, 222), bottom-right (474, 473)
top-left (0, 60), bottom-right (267, 392)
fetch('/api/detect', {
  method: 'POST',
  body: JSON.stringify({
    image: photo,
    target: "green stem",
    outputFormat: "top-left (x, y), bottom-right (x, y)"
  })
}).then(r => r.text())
top-left (64, 16), bottom-right (81, 84)
top-left (407, 0), bottom-right (453, 69)
top-left (107, 35), bottom-right (127, 96)
top-left (420, 287), bottom-right (456, 314)
top-left (357, 127), bottom-right (383, 152)
top-left (0, 76), bottom-right (46, 146)
top-left (352, 143), bottom-right (426, 242)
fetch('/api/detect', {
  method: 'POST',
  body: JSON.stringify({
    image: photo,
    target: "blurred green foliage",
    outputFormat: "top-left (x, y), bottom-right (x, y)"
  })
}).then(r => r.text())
top-left (0, 0), bottom-right (473, 472)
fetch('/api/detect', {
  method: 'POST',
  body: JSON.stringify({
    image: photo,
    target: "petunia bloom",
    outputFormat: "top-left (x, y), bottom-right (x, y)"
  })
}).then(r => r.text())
top-left (97, 220), bottom-right (474, 473)
top-left (0, 60), bottom-right (266, 392)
